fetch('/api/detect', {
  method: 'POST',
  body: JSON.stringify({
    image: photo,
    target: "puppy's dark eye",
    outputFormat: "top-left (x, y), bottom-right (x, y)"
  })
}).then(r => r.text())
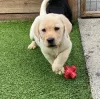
top-left (42, 28), bottom-right (46, 32)
top-left (54, 27), bottom-right (60, 31)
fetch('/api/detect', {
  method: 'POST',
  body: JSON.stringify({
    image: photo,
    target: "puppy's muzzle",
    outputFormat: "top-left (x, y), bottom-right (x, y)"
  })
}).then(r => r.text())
top-left (47, 37), bottom-right (56, 47)
top-left (47, 37), bottom-right (54, 44)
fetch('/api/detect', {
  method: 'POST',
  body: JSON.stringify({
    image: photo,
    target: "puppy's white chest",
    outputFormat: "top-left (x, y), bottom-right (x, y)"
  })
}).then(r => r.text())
top-left (42, 47), bottom-right (60, 58)
top-left (49, 48), bottom-right (59, 58)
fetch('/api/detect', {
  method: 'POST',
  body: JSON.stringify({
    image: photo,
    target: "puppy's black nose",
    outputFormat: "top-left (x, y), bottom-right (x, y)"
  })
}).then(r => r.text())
top-left (47, 38), bottom-right (54, 44)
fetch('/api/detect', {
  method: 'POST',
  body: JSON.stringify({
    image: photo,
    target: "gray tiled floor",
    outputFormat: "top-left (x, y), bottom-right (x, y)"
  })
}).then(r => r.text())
top-left (78, 18), bottom-right (100, 99)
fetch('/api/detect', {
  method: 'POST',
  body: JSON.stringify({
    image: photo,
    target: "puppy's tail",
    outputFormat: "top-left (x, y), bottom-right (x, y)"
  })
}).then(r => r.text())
top-left (40, 0), bottom-right (49, 16)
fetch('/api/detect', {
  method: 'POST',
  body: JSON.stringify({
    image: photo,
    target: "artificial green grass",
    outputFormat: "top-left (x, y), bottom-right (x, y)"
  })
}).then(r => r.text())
top-left (0, 20), bottom-right (92, 99)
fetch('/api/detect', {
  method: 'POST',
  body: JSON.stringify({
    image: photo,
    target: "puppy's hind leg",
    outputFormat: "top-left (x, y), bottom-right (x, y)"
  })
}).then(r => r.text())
top-left (28, 16), bottom-right (40, 50)
top-left (28, 41), bottom-right (37, 50)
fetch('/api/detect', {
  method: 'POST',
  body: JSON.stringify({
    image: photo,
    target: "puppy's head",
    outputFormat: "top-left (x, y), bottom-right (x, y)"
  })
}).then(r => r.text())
top-left (35, 14), bottom-right (72, 47)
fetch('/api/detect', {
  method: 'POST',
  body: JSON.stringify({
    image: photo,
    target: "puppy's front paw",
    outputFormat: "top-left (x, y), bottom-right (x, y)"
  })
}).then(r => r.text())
top-left (28, 41), bottom-right (36, 49)
top-left (52, 65), bottom-right (64, 75)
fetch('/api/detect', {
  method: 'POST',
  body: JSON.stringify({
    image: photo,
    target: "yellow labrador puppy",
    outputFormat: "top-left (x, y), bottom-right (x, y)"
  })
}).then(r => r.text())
top-left (28, 0), bottom-right (72, 75)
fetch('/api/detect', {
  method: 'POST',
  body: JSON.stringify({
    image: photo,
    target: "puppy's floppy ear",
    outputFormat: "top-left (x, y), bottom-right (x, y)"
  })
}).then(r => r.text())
top-left (30, 16), bottom-right (40, 40)
top-left (59, 14), bottom-right (72, 34)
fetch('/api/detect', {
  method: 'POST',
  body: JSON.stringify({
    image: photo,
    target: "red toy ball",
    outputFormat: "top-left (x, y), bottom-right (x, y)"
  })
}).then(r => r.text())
top-left (64, 65), bottom-right (77, 79)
